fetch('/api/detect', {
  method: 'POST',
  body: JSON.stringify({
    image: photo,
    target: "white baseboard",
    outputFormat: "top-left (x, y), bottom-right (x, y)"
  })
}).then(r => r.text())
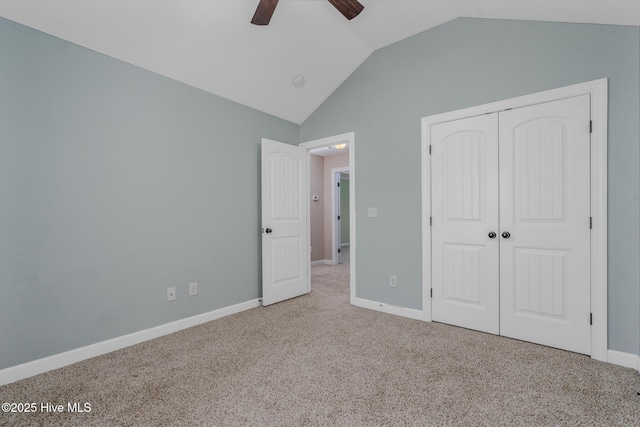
top-left (311, 259), bottom-right (333, 266)
top-left (0, 298), bottom-right (261, 386)
top-left (607, 350), bottom-right (640, 373)
top-left (351, 297), bottom-right (426, 321)
top-left (352, 299), bottom-right (640, 373)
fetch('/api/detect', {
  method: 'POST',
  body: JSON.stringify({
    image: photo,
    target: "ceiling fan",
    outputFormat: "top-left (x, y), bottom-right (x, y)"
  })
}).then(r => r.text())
top-left (251, 0), bottom-right (364, 25)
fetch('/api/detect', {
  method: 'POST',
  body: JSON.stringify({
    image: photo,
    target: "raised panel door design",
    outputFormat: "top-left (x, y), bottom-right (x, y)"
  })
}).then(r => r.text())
top-left (514, 249), bottom-right (566, 318)
top-left (271, 153), bottom-right (301, 221)
top-left (443, 244), bottom-right (484, 305)
top-left (443, 132), bottom-right (483, 221)
top-left (271, 237), bottom-right (302, 285)
top-left (514, 119), bottom-right (566, 222)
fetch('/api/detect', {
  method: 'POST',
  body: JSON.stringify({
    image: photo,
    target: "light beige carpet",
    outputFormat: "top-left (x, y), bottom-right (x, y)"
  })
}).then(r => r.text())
top-left (1, 262), bottom-right (639, 426)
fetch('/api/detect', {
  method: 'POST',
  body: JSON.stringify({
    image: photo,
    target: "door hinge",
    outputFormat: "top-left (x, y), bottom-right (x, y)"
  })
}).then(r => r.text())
top-left (430, 288), bottom-right (433, 298)
top-left (337, 182), bottom-right (340, 187)
top-left (338, 248), bottom-right (341, 253)
top-left (430, 216), bottom-right (432, 226)
top-left (590, 216), bottom-right (593, 229)
top-left (429, 145), bottom-right (432, 155)
top-left (590, 313), bottom-right (593, 325)
top-left (337, 215), bottom-right (341, 220)
top-left (590, 120), bottom-right (593, 133)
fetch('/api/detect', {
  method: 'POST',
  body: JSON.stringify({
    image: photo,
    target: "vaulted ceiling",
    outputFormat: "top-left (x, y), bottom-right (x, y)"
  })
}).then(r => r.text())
top-left (2, 0), bottom-right (639, 124)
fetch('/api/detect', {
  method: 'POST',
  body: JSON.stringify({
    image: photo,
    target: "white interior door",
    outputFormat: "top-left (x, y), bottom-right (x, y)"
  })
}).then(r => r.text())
top-left (499, 95), bottom-right (591, 354)
top-left (431, 114), bottom-right (500, 334)
top-left (261, 139), bottom-right (309, 306)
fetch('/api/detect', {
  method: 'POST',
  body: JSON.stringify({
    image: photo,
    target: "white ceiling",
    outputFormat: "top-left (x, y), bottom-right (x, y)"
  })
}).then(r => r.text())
top-left (2, 0), bottom-right (639, 124)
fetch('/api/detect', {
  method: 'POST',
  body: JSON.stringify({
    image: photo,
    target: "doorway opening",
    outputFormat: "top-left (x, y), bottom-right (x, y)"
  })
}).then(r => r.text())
top-left (301, 132), bottom-right (356, 304)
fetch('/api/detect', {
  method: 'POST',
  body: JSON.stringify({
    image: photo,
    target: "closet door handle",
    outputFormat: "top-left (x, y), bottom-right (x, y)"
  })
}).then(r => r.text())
top-left (501, 231), bottom-right (511, 239)
top-left (488, 232), bottom-right (497, 239)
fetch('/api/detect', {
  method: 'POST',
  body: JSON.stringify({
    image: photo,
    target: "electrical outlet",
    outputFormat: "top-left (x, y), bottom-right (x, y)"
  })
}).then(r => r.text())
top-left (167, 287), bottom-right (176, 301)
top-left (368, 207), bottom-right (378, 218)
top-left (189, 282), bottom-right (198, 296)
top-left (389, 275), bottom-right (397, 287)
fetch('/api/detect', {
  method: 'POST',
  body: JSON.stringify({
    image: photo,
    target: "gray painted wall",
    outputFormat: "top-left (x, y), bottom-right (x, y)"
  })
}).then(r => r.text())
top-left (300, 18), bottom-right (640, 355)
top-left (0, 18), bottom-right (298, 369)
top-left (310, 154), bottom-right (325, 262)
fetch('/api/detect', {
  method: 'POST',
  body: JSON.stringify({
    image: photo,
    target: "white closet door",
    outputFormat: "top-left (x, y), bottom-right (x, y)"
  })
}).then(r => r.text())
top-left (431, 114), bottom-right (500, 334)
top-left (498, 95), bottom-right (591, 354)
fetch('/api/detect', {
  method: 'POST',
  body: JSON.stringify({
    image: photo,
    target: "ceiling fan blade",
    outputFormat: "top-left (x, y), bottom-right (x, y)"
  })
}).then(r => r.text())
top-left (327, 0), bottom-right (364, 20)
top-left (251, 0), bottom-right (279, 25)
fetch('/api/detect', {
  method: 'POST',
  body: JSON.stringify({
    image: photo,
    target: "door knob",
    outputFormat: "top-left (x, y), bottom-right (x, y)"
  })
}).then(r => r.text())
top-left (488, 232), bottom-right (497, 239)
top-left (265, 228), bottom-right (273, 234)
top-left (501, 231), bottom-right (510, 239)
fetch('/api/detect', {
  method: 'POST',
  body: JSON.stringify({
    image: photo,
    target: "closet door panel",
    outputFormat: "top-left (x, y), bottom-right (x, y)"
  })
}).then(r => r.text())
top-left (499, 95), bottom-right (591, 355)
top-left (431, 114), bottom-right (500, 334)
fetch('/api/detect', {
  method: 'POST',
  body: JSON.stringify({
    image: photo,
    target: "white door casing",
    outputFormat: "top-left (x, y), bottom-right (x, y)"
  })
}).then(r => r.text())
top-left (499, 95), bottom-right (591, 354)
top-left (431, 114), bottom-right (500, 334)
top-left (261, 139), bottom-right (310, 306)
